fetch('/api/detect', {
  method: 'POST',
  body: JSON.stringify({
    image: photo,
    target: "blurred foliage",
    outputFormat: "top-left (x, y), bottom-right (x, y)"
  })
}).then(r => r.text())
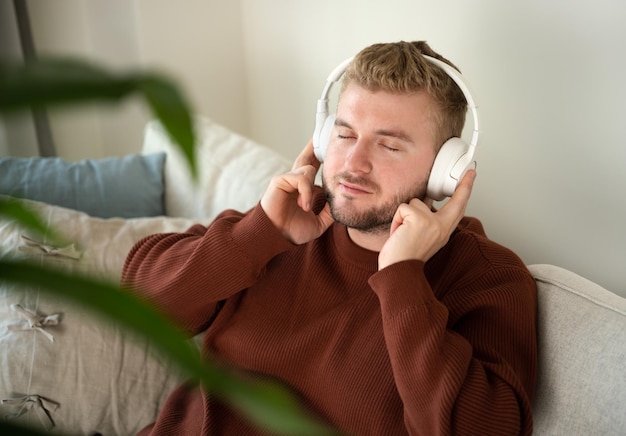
top-left (0, 58), bottom-right (334, 435)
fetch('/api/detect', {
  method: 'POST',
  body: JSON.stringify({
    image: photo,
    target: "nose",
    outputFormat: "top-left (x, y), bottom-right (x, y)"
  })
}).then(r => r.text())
top-left (344, 139), bottom-right (372, 174)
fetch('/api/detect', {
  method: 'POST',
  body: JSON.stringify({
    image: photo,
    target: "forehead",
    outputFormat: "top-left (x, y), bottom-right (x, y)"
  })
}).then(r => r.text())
top-left (336, 84), bottom-right (437, 138)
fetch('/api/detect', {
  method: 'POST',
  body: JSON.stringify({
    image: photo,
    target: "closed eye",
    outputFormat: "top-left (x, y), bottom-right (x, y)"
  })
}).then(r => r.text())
top-left (337, 134), bottom-right (355, 140)
top-left (381, 144), bottom-right (399, 152)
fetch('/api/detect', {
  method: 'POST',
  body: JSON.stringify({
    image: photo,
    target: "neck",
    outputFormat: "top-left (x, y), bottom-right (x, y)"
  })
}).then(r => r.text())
top-left (347, 226), bottom-right (389, 252)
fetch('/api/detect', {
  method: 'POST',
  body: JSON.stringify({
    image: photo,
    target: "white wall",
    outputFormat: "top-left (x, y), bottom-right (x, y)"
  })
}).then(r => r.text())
top-left (17, 0), bottom-right (248, 160)
top-left (24, 0), bottom-right (147, 160)
top-left (134, 0), bottom-right (249, 137)
top-left (0, 0), bottom-right (39, 157)
top-left (238, 0), bottom-right (626, 296)
top-left (5, 1), bottom-right (624, 295)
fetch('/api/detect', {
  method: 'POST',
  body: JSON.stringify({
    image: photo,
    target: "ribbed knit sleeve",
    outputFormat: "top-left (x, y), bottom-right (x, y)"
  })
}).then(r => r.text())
top-left (368, 234), bottom-right (537, 435)
top-left (121, 204), bottom-right (294, 335)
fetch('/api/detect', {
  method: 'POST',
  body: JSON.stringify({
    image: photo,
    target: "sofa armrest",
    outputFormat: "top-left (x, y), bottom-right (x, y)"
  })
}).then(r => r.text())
top-left (529, 264), bottom-right (626, 435)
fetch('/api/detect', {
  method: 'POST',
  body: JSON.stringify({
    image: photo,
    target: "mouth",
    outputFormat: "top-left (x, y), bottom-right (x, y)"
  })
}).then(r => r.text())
top-left (339, 180), bottom-right (374, 196)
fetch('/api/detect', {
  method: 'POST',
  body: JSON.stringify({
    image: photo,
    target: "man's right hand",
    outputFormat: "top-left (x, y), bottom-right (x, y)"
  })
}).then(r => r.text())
top-left (260, 157), bottom-right (334, 245)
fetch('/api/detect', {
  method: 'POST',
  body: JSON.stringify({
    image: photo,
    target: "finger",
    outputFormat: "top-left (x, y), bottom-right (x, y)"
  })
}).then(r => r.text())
top-left (438, 169), bottom-right (476, 225)
top-left (292, 164), bottom-right (317, 185)
top-left (290, 165), bottom-right (317, 211)
top-left (389, 202), bottom-right (411, 234)
top-left (268, 167), bottom-right (313, 199)
top-left (390, 197), bottom-right (428, 232)
top-left (292, 138), bottom-right (320, 172)
top-left (316, 203), bottom-right (335, 233)
top-left (454, 168), bottom-right (476, 204)
top-left (408, 197), bottom-right (429, 209)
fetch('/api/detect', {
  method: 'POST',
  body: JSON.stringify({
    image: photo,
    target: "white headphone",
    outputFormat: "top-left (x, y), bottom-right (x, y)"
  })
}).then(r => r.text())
top-left (312, 54), bottom-right (480, 201)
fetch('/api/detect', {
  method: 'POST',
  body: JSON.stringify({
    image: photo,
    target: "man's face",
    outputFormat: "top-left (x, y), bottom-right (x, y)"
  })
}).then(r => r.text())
top-left (322, 84), bottom-right (438, 234)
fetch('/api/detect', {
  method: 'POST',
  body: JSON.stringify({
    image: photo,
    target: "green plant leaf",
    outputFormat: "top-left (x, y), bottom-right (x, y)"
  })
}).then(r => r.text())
top-left (0, 421), bottom-right (51, 436)
top-left (0, 260), bottom-right (335, 435)
top-left (0, 56), bottom-right (334, 435)
top-left (0, 196), bottom-right (63, 244)
top-left (0, 58), bottom-right (132, 108)
top-left (137, 75), bottom-right (197, 179)
top-left (0, 58), bottom-right (197, 179)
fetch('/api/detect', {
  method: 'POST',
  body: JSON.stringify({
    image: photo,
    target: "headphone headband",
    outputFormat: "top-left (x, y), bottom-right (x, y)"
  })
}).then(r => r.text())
top-left (316, 55), bottom-right (479, 148)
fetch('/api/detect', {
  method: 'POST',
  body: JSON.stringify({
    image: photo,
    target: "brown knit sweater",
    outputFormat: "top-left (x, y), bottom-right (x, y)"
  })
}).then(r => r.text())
top-left (122, 200), bottom-right (537, 435)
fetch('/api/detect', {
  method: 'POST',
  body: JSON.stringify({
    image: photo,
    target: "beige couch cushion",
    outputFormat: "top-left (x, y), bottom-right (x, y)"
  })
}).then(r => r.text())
top-left (529, 263), bottom-right (626, 435)
top-left (142, 117), bottom-right (291, 220)
top-left (0, 196), bottom-right (200, 435)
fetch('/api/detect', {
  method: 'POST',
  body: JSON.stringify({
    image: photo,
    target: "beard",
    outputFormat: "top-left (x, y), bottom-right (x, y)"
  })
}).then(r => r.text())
top-left (323, 171), bottom-right (428, 235)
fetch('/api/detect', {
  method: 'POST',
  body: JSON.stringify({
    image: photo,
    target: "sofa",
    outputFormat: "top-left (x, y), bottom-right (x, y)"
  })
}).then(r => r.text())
top-left (1, 118), bottom-right (624, 435)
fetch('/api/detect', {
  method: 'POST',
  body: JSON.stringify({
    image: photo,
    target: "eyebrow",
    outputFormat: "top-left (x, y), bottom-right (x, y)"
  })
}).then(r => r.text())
top-left (335, 117), bottom-right (414, 144)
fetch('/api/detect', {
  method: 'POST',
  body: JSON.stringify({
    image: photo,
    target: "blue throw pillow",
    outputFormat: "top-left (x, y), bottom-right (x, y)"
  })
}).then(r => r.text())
top-left (0, 153), bottom-right (166, 218)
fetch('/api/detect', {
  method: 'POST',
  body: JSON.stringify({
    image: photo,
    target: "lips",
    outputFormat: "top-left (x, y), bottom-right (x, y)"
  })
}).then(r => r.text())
top-left (340, 181), bottom-right (371, 195)
top-left (335, 174), bottom-right (378, 197)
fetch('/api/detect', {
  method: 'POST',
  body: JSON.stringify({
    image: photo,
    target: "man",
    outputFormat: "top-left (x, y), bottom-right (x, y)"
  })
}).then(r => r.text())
top-left (122, 41), bottom-right (537, 435)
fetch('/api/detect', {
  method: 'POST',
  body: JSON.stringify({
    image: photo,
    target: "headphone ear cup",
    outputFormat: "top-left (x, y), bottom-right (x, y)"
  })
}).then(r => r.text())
top-left (313, 114), bottom-right (336, 162)
top-left (426, 137), bottom-right (472, 201)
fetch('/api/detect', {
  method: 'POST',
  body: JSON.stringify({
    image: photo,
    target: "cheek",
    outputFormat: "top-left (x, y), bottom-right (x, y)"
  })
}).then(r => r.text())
top-left (415, 150), bottom-right (438, 176)
top-left (322, 143), bottom-right (343, 172)
top-left (321, 159), bottom-right (338, 189)
top-left (379, 155), bottom-right (434, 193)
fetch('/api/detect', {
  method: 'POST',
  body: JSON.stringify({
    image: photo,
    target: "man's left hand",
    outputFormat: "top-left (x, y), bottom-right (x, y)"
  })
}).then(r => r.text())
top-left (378, 169), bottom-right (477, 270)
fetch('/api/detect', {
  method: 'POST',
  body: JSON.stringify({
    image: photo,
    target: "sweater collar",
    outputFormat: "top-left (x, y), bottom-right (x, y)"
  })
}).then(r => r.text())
top-left (331, 223), bottom-right (379, 272)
